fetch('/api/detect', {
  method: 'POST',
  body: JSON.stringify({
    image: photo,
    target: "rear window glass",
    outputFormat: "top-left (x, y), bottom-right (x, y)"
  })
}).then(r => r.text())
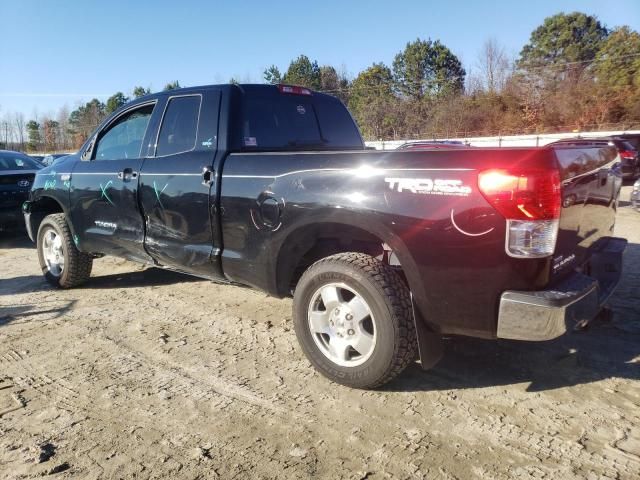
top-left (242, 98), bottom-right (321, 149)
top-left (156, 95), bottom-right (201, 156)
top-left (314, 96), bottom-right (363, 148)
top-left (0, 153), bottom-right (41, 170)
top-left (240, 93), bottom-right (362, 150)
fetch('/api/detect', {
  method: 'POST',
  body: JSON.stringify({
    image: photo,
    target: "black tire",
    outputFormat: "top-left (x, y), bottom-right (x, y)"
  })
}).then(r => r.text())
top-left (37, 213), bottom-right (93, 288)
top-left (293, 252), bottom-right (417, 389)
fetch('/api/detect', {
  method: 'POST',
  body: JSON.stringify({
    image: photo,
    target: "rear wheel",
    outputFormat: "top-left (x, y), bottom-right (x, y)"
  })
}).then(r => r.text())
top-left (293, 252), bottom-right (417, 389)
top-left (37, 214), bottom-right (93, 288)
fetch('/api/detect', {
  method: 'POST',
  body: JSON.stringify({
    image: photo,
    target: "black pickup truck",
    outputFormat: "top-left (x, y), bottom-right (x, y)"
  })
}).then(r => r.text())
top-left (24, 84), bottom-right (626, 388)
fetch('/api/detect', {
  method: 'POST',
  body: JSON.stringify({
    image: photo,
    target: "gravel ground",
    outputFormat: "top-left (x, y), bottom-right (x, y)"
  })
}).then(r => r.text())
top-left (0, 185), bottom-right (638, 479)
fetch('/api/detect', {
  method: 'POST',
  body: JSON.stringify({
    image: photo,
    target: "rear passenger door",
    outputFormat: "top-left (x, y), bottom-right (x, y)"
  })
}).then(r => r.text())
top-left (138, 90), bottom-right (223, 279)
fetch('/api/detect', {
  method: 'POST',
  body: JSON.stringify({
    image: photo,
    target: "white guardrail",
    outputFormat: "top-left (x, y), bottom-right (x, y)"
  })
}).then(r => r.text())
top-left (364, 130), bottom-right (640, 150)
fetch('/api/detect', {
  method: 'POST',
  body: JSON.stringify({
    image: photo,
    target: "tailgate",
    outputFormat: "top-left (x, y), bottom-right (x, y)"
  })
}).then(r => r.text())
top-left (550, 144), bottom-right (620, 279)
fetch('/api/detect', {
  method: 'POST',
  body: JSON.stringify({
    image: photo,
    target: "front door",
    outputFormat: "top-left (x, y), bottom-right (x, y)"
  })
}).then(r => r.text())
top-left (69, 102), bottom-right (156, 262)
top-left (138, 90), bottom-right (223, 278)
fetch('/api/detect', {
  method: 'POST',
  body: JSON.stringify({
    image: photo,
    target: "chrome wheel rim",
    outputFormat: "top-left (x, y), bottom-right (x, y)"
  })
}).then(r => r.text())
top-left (307, 282), bottom-right (376, 367)
top-left (42, 228), bottom-right (64, 277)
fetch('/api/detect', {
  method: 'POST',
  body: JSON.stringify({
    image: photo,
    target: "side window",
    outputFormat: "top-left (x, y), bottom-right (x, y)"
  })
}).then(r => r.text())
top-left (93, 104), bottom-right (154, 161)
top-left (156, 95), bottom-right (201, 156)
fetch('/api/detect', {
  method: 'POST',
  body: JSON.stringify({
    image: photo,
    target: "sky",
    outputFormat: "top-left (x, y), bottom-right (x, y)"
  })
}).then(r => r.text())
top-left (1, 0), bottom-right (639, 118)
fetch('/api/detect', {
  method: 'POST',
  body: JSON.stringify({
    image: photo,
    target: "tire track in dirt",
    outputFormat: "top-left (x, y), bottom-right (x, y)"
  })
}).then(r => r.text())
top-left (426, 401), bottom-right (640, 479)
top-left (93, 294), bottom-right (320, 418)
top-left (0, 328), bottom-right (292, 424)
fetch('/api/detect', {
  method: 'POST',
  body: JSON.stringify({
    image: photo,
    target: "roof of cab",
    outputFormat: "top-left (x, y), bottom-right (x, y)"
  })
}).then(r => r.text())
top-left (133, 83), bottom-right (333, 103)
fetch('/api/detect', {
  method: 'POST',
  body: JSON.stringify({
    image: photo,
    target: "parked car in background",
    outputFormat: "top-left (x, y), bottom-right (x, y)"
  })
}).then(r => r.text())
top-left (549, 137), bottom-right (639, 180)
top-left (42, 153), bottom-right (71, 167)
top-left (616, 133), bottom-right (640, 151)
top-left (632, 179), bottom-right (640, 211)
top-left (396, 140), bottom-right (468, 150)
top-left (612, 138), bottom-right (640, 180)
top-left (29, 154), bottom-right (45, 165)
top-left (0, 150), bottom-right (43, 231)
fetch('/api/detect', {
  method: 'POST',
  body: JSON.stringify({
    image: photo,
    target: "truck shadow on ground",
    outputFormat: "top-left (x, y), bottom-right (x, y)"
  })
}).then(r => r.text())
top-left (388, 242), bottom-right (640, 393)
top-left (0, 300), bottom-right (77, 328)
top-left (0, 268), bottom-right (201, 297)
top-left (81, 268), bottom-right (202, 289)
top-left (393, 323), bottom-right (639, 393)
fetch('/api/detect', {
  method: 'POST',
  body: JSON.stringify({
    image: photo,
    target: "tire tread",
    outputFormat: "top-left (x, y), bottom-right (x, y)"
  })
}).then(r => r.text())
top-left (39, 213), bottom-right (92, 288)
top-left (297, 252), bottom-right (417, 388)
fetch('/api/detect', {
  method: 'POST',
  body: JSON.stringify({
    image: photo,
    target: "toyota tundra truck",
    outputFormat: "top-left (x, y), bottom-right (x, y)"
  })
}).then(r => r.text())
top-left (23, 84), bottom-right (626, 388)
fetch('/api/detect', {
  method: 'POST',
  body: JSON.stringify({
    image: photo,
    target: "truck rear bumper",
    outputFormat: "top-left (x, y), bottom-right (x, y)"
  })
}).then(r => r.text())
top-left (496, 237), bottom-right (627, 341)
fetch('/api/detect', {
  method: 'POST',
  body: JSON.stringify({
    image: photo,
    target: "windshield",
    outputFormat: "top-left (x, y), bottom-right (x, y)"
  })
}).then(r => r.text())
top-left (0, 153), bottom-right (42, 170)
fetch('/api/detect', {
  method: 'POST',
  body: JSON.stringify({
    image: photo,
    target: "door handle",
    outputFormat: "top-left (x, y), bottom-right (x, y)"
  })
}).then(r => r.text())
top-left (117, 168), bottom-right (138, 181)
top-left (202, 166), bottom-right (213, 186)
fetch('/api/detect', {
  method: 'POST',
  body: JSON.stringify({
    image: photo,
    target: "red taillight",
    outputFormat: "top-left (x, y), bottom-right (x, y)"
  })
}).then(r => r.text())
top-left (620, 150), bottom-right (636, 160)
top-left (277, 84), bottom-right (312, 96)
top-left (478, 169), bottom-right (561, 221)
top-left (479, 168), bottom-right (561, 258)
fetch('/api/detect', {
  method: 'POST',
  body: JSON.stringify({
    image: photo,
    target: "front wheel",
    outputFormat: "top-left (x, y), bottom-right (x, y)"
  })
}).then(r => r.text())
top-left (37, 213), bottom-right (93, 288)
top-left (293, 252), bottom-right (417, 389)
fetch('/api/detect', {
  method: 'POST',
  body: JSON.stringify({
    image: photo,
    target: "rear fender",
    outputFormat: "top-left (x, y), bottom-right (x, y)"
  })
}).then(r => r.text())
top-left (274, 210), bottom-right (440, 366)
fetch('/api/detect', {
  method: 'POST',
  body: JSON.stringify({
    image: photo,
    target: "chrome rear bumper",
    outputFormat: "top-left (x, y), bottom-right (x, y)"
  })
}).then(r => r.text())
top-left (497, 237), bottom-right (627, 341)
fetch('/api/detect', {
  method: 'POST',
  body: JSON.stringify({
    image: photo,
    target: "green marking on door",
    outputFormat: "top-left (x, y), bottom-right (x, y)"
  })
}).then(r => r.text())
top-left (99, 180), bottom-right (115, 206)
top-left (153, 181), bottom-right (169, 210)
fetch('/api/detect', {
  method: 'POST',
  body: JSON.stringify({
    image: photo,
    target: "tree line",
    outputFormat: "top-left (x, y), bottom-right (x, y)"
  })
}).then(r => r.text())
top-left (264, 11), bottom-right (640, 139)
top-left (1, 11), bottom-right (639, 152)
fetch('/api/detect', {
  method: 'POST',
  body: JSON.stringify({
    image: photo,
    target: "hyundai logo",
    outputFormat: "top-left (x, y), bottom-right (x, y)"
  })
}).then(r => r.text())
top-left (17, 179), bottom-right (31, 188)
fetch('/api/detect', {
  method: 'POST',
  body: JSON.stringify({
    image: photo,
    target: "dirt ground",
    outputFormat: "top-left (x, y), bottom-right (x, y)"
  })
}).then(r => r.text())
top-left (1, 186), bottom-right (639, 480)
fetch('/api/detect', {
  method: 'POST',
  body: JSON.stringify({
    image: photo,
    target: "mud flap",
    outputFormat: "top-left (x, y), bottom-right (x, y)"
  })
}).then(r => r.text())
top-left (411, 293), bottom-right (444, 370)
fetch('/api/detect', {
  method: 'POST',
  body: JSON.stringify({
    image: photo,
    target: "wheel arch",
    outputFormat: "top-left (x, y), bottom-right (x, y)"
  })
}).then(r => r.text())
top-left (274, 216), bottom-right (420, 300)
top-left (26, 194), bottom-right (72, 242)
top-left (277, 216), bottom-right (444, 374)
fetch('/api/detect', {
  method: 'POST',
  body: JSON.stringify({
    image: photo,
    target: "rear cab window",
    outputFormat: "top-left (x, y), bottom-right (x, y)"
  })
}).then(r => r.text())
top-left (238, 86), bottom-right (363, 151)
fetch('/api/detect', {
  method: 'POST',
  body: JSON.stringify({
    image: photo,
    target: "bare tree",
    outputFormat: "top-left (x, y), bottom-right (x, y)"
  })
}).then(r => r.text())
top-left (57, 105), bottom-right (70, 150)
top-left (0, 117), bottom-right (12, 148)
top-left (477, 38), bottom-right (512, 93)
top-left (14, 112), bottom-right (25, 150)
